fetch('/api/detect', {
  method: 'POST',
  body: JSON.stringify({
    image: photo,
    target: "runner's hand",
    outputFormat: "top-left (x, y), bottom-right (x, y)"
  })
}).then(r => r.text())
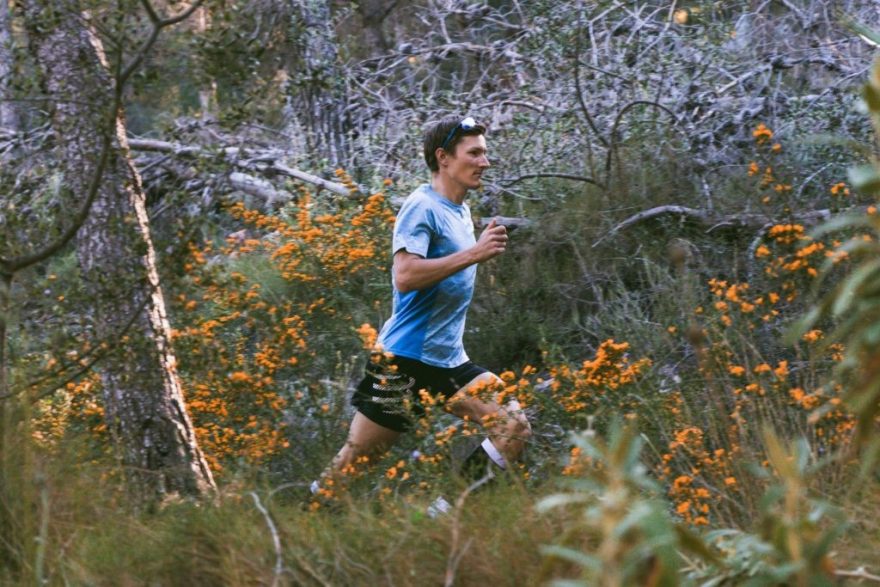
top-left (472, 218), bottom-right (507, 262)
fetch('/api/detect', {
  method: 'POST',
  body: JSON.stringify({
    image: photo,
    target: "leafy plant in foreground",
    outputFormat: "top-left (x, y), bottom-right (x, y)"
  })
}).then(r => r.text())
top-left (684, 431), bottom-right (844, 586)
top-left (536, 422), bottom-right (718, 586)
top-left (792, 50), bottom-right (880, 454)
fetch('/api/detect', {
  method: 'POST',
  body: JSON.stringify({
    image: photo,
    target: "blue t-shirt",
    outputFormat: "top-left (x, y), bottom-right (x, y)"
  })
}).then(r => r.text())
top-left (376, 184), bottom-right (477, 368)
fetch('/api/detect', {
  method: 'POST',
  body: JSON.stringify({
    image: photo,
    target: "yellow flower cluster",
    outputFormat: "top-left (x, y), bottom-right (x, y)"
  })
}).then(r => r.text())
top-left (829, 182), bottom-right (850, 198)
top-left (752, 123), bottom-right (773, 144)
top-left (549, 340), bottom-right (651, 413)
top-left (168, 182), bottom-right (396, 473)
top-left (32, 374), bottom-right (104, 448)
top-left (658, 426), bottom-right (737, 526)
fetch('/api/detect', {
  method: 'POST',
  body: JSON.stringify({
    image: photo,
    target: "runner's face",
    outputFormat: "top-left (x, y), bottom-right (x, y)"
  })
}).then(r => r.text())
top-left (442, 134), bottom-right (490, 190)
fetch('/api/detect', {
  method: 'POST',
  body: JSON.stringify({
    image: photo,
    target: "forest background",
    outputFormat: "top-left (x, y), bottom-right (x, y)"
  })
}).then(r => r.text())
top-left (2, 0), bottom-right (880, 584)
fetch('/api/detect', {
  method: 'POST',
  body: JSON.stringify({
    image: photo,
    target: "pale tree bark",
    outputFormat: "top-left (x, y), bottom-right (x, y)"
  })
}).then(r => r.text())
top-left (287, 0), bottom-right (350, 166)
top-left (0, 0), bottom-right (18, 131)
top-left (21, 0), bottom-right (216, 501)
top-left (194, 5), bottom-right (217, 119)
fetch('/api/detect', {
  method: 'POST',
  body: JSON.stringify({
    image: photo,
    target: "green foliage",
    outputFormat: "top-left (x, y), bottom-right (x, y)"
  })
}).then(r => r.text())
top-left (536, 425), bottom-right (846, 587)
top-left (685, 432), bottom-right (845, 586)
top-left (792, 56), bottom-right (880, 449)
top-left (4, 2), bottom-right (880, 584)
top-left (537, 423), bottom-right (713, 586)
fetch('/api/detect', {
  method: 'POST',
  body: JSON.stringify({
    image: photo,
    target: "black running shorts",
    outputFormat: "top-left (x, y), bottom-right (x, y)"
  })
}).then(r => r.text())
top-left (351, 354), bottom-right (489, 432)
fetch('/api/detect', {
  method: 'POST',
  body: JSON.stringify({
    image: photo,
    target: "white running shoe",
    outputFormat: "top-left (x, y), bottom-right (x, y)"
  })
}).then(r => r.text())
top-left (426, 495), bottom-right (452, 519)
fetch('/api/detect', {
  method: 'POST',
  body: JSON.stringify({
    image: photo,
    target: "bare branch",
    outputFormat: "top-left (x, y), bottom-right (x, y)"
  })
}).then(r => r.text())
top-left (120, 1), bottom-right (204, 86)
top-left (497, 172), bottom-right (604, 188)
top-left (250, 492), bottom-right (284, 587)
top-left (1, 107), bottom-right (116, 273)
top-left (574, 5), bottom-right (608, 148)
top-left (2, 1), bottom-right (208, 275)
top-left (2, 282), bottom-right (153, 402)
top-left (444, 472), bottom-right (496, 587)
top-left (476, 216), bottom-right (533, 230)
top-left (229, 172), bottom-right (293, 204)
top-left (593, 204), bottom-right (850, 248)
top-left (126, 137), bottom-right (203, 156)
top-left (835, 567), bottom-right (880, 583)
top-left (127, 138), bottom-right (356, 196)
top-left (273, 163), bottom-right (357, 197)
top-left (606, 100), bottom-right (679, 182)
top-left (593, 205), bottom-right (708, 248)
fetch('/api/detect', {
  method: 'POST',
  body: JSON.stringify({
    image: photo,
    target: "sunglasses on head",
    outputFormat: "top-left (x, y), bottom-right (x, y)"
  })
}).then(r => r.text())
top-left (439, 117), bottom-right (477, 151)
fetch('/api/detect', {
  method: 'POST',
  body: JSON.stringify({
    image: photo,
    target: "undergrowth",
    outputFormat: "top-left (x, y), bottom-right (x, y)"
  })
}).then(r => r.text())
top-left (3, 58), bottom-right (880, 586)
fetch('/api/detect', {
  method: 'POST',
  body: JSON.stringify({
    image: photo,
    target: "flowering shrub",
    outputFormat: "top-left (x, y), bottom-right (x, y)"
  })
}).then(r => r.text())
top-left (30, 177), bottom-right (396, 475)
top-left (26, 122), bottom-right (873, 532)
top-left (169, 176), bottom-right (396, 473)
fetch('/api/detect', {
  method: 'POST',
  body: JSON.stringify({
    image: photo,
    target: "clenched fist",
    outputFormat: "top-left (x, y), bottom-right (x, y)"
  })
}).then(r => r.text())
top-left (472, 218), bottom-right (508, 262)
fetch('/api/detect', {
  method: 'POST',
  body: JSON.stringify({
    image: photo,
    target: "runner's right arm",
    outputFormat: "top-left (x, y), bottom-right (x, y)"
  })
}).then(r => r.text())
top-left (394, 219), bottom-right (507, 293)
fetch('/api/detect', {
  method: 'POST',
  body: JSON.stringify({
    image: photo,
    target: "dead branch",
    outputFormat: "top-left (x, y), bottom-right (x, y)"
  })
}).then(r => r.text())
top-left (593, 204), bottom-right (846, 248)
top-left (444, 473), bottom-right (496, 587)
top-left (249, 492), bottom-right (284, 587)
top-left (497, 172), bottom-right (604, 188)
top-left (835, 567), bottom-right (880, 583)
top-left (229, 172), bottom-right (293, 205)
top-left (127, 138), bottom-right (355, 196)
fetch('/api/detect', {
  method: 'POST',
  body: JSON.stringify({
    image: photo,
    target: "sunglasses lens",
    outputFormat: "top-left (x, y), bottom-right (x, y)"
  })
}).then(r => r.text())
top-left (440, 117), bottom-right (477, 150)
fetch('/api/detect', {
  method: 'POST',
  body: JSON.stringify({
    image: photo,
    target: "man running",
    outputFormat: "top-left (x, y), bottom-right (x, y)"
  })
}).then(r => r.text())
top-left (314, 115), bottom-right (531, 497)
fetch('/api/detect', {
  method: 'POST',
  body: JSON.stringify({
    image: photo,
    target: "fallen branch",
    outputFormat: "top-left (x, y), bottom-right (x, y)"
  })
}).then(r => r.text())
top-left (250, 491), bottom-right (284, 587)
top-left (130, 137), bottom-right (538, 228)
top-left (835, 567), bottom-right (880, 583)
top-left (229, 172), bottom-right (293, 205)
top-left (273, 162), bottom-right (356, 198)
top-left (593, 204), bottom-right (848, 248)
top-left (127, 138), bottom-right (354, 196)
top-left (497, 172), bottom-right (604, 188)
top-left (593, 205), bottom-right (707, 248)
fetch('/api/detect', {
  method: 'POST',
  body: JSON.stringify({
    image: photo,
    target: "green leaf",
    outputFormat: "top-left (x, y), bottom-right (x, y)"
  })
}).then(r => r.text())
top-left (865, 84), bottom-right (880, 112)
top-left (856, 438), bottom-right (880, 485)
top-left (611, 501), bottom-right (654, 539)
top-left (848, 164), bottom-right (880, 194)
top-left (808, 212), bottom-right (871, 239)
top-left (535, 493), bottom-right (591, 513)
top-left (826, 305), bottom-right (880, 349)
top-left (810, 518), bottom-right (847, 559)
top-left (831, 257), bottom-right (880, 317)
top-left (864, 320), bottom-right (880, 346)
top-left (675, 524), bottom-right (723, 565)
top-left (845, 372), bottom-right (880, 415)
top-left (539, 545), bottom-right (601, 572)
top-left (847, 22), bottom-right (880, 51)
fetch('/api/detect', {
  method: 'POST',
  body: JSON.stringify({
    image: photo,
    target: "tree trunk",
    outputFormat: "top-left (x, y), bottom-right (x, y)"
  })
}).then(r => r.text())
top-left (0, 0), bottom-right (18, 131)
top-left (287, 0), bottom-right (350, 167)
top-left (21, 1), bottom-right (216, 502)
top-left (355, 0), bottom-right (393, 55)
top-left (195, 6), bottom-right (218, 120)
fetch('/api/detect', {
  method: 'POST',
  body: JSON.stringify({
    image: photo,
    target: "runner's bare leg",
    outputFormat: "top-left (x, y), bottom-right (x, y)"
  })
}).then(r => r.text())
top-left (325, 411), bottom-right (401, 476)
top-left (446, 372), bottom-right (531, 463)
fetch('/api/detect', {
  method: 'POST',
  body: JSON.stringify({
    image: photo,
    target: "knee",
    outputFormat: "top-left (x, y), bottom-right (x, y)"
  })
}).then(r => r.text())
top-left (505, 408), bottom-right (532, 442)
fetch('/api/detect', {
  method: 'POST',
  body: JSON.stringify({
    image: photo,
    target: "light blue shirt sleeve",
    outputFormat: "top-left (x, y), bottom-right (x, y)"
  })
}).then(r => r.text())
top-left (392, 195), bottom-right (435, 258)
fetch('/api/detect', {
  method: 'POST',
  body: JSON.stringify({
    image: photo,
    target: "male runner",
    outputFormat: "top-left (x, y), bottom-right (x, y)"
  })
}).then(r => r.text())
top-left (314, 115), bottom-right (531, 498)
